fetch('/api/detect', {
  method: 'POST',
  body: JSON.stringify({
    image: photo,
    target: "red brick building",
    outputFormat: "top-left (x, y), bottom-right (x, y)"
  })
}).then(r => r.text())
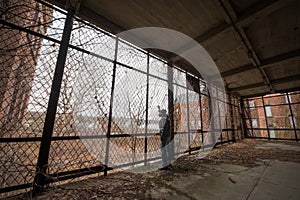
top-left (174, 94), bottom-right (210, 133)
top-left (0, 0), bottom-right (52, 133)
top-left (246, 92), bottom-right (300, 139)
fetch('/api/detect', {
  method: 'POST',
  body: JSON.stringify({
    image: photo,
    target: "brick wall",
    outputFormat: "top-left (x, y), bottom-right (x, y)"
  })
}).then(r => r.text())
top-left (0, 0), bottom-right (52, 132)
top-left (246, 92), bottom-right (300, 139)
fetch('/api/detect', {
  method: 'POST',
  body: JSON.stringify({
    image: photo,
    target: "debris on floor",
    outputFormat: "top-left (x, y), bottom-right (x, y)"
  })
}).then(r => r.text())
top-left (8, 139), bottom-right (300, 200)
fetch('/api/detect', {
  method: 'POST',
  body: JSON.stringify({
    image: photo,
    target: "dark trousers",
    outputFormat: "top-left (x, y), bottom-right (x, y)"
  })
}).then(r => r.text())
top-left (161, 138), bottom-right (172, 166)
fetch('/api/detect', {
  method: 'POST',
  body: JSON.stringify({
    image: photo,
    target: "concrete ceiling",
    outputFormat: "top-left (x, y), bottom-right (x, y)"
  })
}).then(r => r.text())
top-left (48, 0), bottom-right (300, 98)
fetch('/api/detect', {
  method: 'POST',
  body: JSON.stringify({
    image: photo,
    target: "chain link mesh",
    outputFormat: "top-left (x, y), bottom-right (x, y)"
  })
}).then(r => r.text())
top-left (0, 0), bottom-right (57, 197)
top-left (244, 92), bottom-right (300, 140)
top-left (0, 0), bottom-right (245, 197)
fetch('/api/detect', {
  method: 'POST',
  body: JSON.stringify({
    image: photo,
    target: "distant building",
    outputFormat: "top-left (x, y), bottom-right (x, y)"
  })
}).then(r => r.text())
top-left (246, 92), bottom-right (300, 139)
top-left (174, 92), bottom-right (210, 133)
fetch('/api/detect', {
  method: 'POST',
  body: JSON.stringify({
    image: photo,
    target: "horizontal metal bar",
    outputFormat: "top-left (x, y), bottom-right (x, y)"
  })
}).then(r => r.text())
top-left (245, 136), bottom-right (297, 141)
top-left (0, 19), bottom-right (62, 44)
top-left (244, 101), bottom-right (300, 108)
top-left (0, 135), bottom-right (106, 143)
top-left (221, 128), bottom-right (239, 132)
top-left (262, 98), bottom-right (300, 104)
top-left (0, 183), bottom-right (32, 194)
top-left (251, 128), bottom-right (300, 131)
top-left (110, 133), bottom-right (144, 138)
top-left (46, 165), bottom-right (108, 182)
top-left (244, 91), bottom-right (300, 100)
top-left (0, 137), bottom-right (42, 143)
top-left (0, 128), bottom-right (241, 143)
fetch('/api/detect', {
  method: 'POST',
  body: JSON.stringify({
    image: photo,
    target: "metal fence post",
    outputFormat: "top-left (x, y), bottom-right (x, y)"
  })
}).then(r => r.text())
top-left (225, 94), bottom-right (229, 141)
top-left (199, 82), bottom-right (204, 145)
top-left (238, 98), bottom-right (246, 139)
top-left (262, 96), bottom-right (270, 139)
top-left (215, 89), bottom-right (222, 143)
top-left (228, 94), bottom-right (236, 142)
top-left (33, 9), bottom-right (74, 192)
top-left (167, 63), bottom-right (175, 159)
top-left (104, 37), bottom-right (119, 176)
top-left (286, 93), bottom-right (298, 141)
top-left (185, 71), bottom-right (191, 153)
top-left (144, 51), bottom-right (150, 165)
top-left (245, 99), bottom-right (255, 136)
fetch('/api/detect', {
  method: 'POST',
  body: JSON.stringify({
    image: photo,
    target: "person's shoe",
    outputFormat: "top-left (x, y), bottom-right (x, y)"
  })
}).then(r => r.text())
top-left (159, 166), bottom-right (168, 170)
top-left (159, 164), bottom-right (172, 170)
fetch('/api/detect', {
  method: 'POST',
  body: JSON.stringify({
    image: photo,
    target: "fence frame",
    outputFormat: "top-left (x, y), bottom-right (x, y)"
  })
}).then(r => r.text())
top-left (0, 0), bottom-right (243, 196)
top-left (242, 92), bottom-right (299, 141)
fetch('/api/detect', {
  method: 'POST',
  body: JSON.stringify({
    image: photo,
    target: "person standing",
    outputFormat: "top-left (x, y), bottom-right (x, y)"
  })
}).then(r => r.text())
top-left (158, 108), bottom-right (172, 169)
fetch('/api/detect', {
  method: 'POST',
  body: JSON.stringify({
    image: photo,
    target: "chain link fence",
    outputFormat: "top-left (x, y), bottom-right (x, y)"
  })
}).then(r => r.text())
top-left (0, 0), bottom-right (243, 197)
top-left (243, 92), bottom-right (300, 140)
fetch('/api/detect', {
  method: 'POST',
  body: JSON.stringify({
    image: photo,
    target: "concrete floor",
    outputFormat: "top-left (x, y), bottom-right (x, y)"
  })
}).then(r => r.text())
top-left (7, 141), bottom-right (300, 200)
top-left (150, 143), bottom-right (300, 200)
top-left (150, 160), bottom-right (300, 200)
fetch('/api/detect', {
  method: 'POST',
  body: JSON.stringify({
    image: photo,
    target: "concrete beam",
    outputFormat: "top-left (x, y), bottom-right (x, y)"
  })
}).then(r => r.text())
top-left (236, 0), bottom-right (292, 28)
top-left (230, 82), bottom-right (266, 93)
top-left (271, 74), bottom-right (300, 85)
top-left (218, 49), bottom-right (300, 78)
top-left (170, 0), bottom-right (290, 63)
top-left (229, 74), bottom-right (300, 93)
top-left (242, 86), bottom-right (300, 98)
top-left (170, 23), bottom-right (231, 63)
top-left (217, 0), bottom-right (275, 93)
